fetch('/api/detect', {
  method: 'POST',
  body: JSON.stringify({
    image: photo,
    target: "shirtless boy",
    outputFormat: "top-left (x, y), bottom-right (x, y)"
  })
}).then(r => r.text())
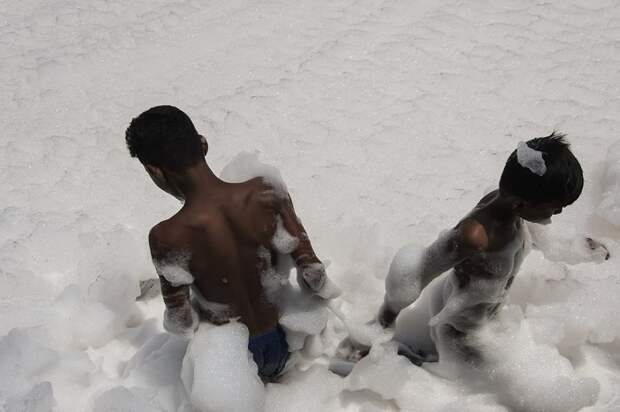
top-left (125, 105), bottom-right (337, 380)
top-left (378, 132), bottom-right (607, 364)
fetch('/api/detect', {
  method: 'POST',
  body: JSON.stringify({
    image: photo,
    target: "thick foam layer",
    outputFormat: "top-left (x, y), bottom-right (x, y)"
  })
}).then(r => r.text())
top-left (181, 323), bottom-right (265, 412)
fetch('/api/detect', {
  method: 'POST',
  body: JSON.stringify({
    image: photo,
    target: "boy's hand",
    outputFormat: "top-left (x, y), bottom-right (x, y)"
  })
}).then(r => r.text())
top-left (586, 237), bottom-right (610, 261)
top-left (298, 263), bottom-right (341, 299)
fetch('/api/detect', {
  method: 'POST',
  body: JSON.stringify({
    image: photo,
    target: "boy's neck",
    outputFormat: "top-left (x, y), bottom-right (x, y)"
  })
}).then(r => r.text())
top-left (488, 191), bottom-right (521, 223)
top-left (175, 161), bottom-right (224, 202)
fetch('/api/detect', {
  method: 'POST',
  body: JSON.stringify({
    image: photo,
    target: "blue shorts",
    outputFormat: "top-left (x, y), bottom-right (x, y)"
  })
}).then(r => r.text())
top-left (248, 324), bottom-right (290, 380)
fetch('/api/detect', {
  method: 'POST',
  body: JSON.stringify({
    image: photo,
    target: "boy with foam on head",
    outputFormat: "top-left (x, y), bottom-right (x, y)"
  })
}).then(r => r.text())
top-left (125, 105), bottom-right (340, 381)
top-left (378, 132), bottom-right (609, 365)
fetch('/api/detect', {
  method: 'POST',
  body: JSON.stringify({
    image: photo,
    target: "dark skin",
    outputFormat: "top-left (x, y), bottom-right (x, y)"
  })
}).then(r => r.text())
top-left (147, 140), bottom-right (324, 337)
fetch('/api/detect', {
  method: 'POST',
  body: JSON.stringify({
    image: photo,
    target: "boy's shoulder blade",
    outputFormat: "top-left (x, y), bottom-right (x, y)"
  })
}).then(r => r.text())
top-left (148, 220), bottom-right (175, 258)
top-left (458, 218), bottom-right (489, 251)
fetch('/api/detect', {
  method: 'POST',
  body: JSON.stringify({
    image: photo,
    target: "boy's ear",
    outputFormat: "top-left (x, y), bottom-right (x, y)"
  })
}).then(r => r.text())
top-left (200, 135), bottom-right (208, 156)
top-left (511, 198), bottom-right (525, 211)
top-left (145, 164), bottom-right (164, 180)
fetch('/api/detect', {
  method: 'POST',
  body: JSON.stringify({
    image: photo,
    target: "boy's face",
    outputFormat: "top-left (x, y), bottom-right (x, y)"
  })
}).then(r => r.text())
top-left (518, 200), bottom-right (564, 224)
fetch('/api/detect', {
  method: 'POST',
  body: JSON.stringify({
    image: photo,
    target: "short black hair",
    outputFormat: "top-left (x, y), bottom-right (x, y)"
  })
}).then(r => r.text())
top-left (499, 132), bottom-right (583, 206)
top-left (125, 105), bottom-right (203, 172)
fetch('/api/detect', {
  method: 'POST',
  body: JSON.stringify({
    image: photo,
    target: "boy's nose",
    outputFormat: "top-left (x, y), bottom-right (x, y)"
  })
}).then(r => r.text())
top-left (553, 208), bottom-right (562, 215)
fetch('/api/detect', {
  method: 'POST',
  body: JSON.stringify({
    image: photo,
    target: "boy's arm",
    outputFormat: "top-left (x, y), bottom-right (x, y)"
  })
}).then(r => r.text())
top-left (525, 222), bottom-right (610, 264)
top-left (378, 219), bottom-right (484, 327)
top-left (276, 194), bottom-right (341, 299)
top-left (149, 227), bottom-right (198, 338)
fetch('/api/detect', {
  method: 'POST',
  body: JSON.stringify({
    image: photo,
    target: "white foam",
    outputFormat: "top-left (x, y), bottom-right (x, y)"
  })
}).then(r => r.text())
top-left (272, 216), bottom-right (299, 255)
top-left (92, 386), bottom-right (163, 412)
top-left (2, 2), bottom-right (620, 411)
top-left (517, 141), bottom-right (547, 176)
top-left (5, 381), bottom-right (56, 412)
top-left (181, 323), bottom-right (265, 412)
top-left (220, 151), bottom-right (288, 197)
top-left (473, 316), bottom-right (600, 412)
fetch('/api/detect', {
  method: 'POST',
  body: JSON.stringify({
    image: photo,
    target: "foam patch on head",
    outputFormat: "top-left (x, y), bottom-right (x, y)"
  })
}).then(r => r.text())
top-left (517, 141), bottom-right (547, 176)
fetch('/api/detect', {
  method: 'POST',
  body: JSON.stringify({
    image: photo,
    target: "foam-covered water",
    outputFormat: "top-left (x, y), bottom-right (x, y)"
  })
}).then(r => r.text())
top-left (2, 0), bottom-right (620, 410)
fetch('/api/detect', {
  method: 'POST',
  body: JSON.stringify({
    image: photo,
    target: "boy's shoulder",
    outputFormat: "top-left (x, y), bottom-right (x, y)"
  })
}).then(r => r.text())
top-left (148, 218), bottom-right (186, 259)
top-left (456, 218), bottom-right (489, 252)
top-left (237, 177), bottom-right (289, 211)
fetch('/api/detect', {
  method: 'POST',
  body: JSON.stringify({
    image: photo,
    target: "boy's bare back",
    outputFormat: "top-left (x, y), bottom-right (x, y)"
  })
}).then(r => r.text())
top-left (149, 178), bottom-right (291, 336)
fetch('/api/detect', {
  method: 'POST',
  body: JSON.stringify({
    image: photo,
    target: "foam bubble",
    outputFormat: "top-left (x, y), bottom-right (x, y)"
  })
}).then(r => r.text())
top-left (517, 141), bottom-right (547, 176)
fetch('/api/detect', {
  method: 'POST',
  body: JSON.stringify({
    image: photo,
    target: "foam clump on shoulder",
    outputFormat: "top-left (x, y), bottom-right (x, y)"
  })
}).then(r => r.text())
top-left (181, 323), bottom-right (265, 412)
top-left (517, 141), bottom-right (547, 176)
top-left (597, 140), bottom-right (620, 227)
top-left (220, 151), bottom-right (288, 196)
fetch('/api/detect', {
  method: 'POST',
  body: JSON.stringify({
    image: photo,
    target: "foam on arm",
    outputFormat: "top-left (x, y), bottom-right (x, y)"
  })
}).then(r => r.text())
top-left (160, 276), bottom-right (198, 338)
top-left (149, 229), bottom-right (198, 338)
top-left (277, 194), bottom-right (341, 299)
top-left (526, 221), bottom-right (609, 264)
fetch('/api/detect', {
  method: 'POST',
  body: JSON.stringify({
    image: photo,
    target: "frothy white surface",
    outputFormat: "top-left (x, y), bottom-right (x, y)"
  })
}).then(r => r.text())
top-left (2, 0), bottom-right (620, 411)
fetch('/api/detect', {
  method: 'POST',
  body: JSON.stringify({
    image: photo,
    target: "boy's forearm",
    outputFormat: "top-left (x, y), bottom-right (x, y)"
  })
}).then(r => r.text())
top-left (526, 222), bottom-right (610, 264)
top-left (277, 196), bottom-right (321, 265)
top-left (277, 195), bottom-right (340, 298)
top-left (159, 277), bottom-right (198, 337)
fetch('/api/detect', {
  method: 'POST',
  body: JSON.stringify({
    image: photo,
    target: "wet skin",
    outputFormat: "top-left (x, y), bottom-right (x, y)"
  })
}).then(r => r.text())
top-left (149, 177), bottom-right (322, 337)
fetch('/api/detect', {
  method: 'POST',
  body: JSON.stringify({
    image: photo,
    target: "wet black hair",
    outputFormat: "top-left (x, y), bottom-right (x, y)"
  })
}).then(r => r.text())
top-left (125, 105), bottom-right (203, 172)
top-left (499, 132), bottom-right (583, 206)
